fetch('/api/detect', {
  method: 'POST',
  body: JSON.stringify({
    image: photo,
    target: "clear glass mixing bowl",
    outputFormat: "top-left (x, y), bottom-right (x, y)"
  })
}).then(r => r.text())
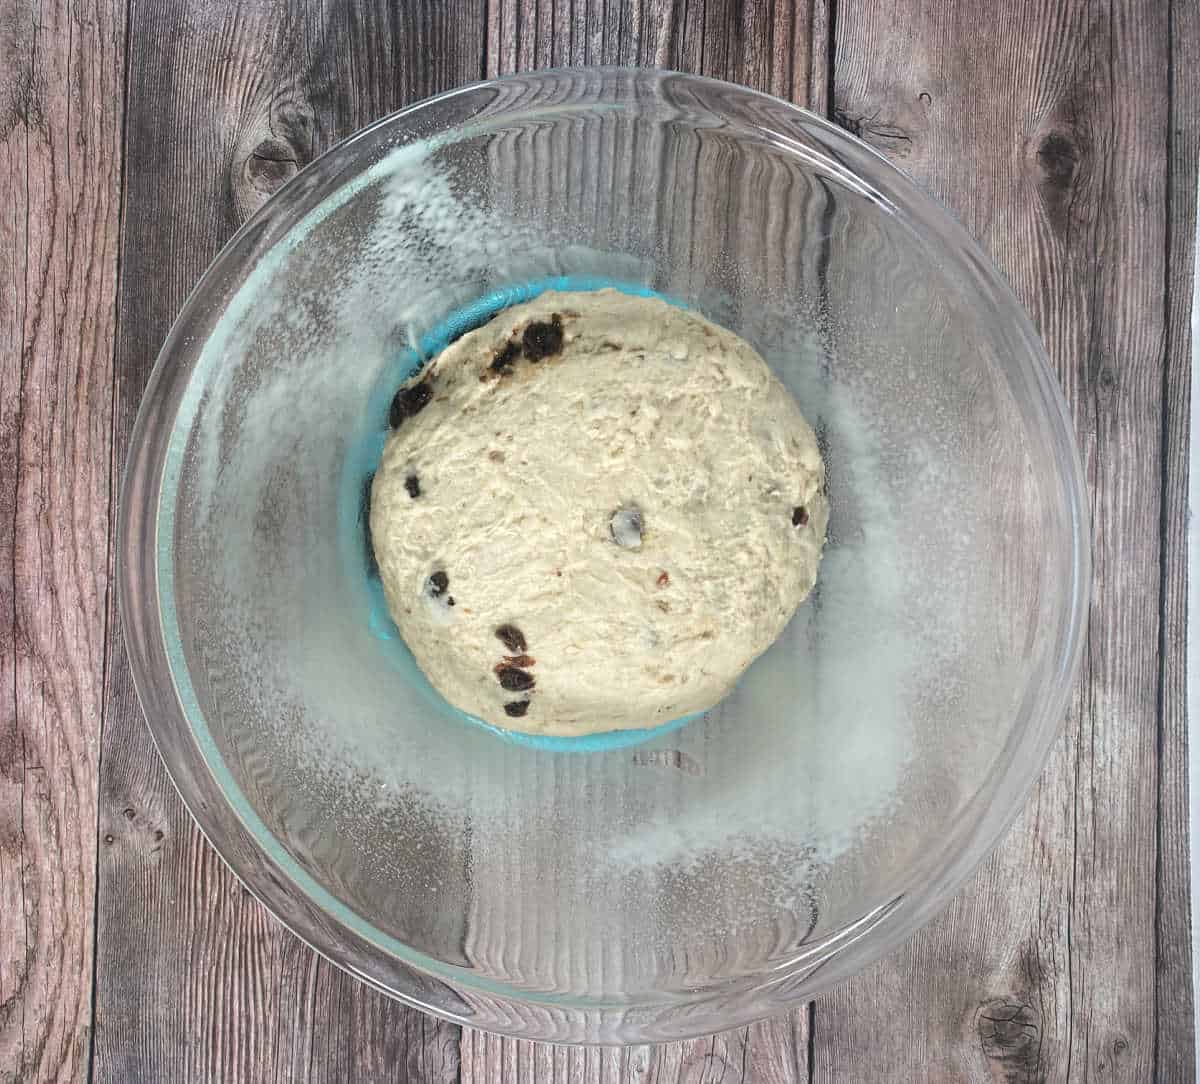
top-left (119, 68), bottom-right (1089, 1043)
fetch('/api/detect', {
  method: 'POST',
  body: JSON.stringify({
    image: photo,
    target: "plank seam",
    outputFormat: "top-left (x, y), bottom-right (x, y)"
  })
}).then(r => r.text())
top-left (1155, 2), bottom-right (1172, 1072)
top-left (823, 0), bottom-right (834, 117)
top-left (806, 1000), bottom-right (815, 1080)
top-left (1152, 0), bottom-right (1190, 1070)
top-left (480, 0), bottom-right (489, 79)
top-left (86, 1), bottom-right (135, 1079)
top-left (809, 1), bottom-right (833, 1065)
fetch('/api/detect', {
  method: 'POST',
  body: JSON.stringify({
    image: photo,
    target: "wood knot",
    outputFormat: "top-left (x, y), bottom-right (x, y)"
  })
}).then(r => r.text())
top-left (230, 99), bottom-right (314, 222)
top-left (976, 997), bottom-right (1040, 1067)
top-left (1035, 132), bottom-right (1079, 191)
top-left (244, 138), bottom-right (300, 198)
top-left (1027, 125), bottom-right (1086, 235)
top-left (832, 107), bottom-right (913, 157)
top-left (1096, 1034), bottom-right (1132, 1073)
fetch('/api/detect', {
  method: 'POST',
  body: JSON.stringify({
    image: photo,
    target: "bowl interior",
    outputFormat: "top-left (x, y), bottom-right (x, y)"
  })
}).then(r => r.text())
top-left (133, 69), bottom-right (1086, 1040)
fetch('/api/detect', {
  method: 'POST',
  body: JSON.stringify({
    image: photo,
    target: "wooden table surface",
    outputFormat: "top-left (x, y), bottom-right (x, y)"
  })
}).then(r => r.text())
top-left (4, 1), bottom-right (1199, 1080)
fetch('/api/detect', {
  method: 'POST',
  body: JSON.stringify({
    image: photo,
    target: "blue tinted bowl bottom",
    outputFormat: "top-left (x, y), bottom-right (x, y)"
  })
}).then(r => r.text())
top-left (342, 277), bottom-right (703, 753)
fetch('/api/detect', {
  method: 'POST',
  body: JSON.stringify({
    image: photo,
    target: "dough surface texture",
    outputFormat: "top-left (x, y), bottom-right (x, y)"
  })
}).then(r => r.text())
top-left (370, 290), bottom-right (827, 736)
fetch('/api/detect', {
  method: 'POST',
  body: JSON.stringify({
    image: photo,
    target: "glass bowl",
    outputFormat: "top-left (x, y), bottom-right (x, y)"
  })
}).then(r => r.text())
top-left (119, 68), bottom-right (1090, 1043)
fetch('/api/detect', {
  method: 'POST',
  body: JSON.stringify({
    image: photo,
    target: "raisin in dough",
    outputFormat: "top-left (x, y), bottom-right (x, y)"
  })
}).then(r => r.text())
top-left (370, 290), bottom-right (828, 737)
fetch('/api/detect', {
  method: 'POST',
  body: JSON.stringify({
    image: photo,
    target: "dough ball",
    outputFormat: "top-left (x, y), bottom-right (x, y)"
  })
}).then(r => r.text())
top-left (369, 290), bottom-right (827, 737)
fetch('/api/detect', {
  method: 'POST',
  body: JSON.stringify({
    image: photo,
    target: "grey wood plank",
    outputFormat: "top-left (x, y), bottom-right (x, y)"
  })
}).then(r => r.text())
top-left (467, 2), bottom-right (827, 1074)
top-left (486, 0), bottom-right (828, 109)
top-left (820, 1), bottom-right (1196, 1080)
top-left (1157, 3), bottom-right (1200, 1081)
top-left (461, 1014), bottom-right (810, 1084)
top-left (0, 1), bottom-right (125, 1080)
top-left (76, 3), bottom-right (1195, 1082)
top-left (93, 3), bottom-right (482, 1081)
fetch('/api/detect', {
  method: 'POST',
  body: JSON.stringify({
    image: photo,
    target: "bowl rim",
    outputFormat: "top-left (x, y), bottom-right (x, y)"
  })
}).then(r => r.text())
top-left (118, 65), bottom-right (1092, 1043)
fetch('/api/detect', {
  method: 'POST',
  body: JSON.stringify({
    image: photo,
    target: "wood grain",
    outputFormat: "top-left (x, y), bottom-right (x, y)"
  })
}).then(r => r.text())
top-left (1157, 4), bottom-right (1200, 1081)
top-left (468, 0), bottom-right (827, 1070)
top-left (461, 1013), bottom-right (811, 1084)
top-left (0, 1), bottom-right (125, 1080)
top-left (486, 0), bottom-right (828, 109)
top-left (0, 0), bottom-right (1193, 1080)
top-left (821, 1), bottom-right (1198, 1080)
top-left (92, 3), bottom-right (481, 1082)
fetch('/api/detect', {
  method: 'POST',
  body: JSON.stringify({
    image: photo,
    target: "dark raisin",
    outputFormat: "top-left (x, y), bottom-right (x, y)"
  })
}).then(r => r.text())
top-left (610, 505), bottom-right (644, 548)
top-left (389, 380), bottom-right (433, 428)
top-left (490, 340), bottom-right (521, 372)
top-left (522, 315), bottom-right (564, 360)
top-left (404, 474), bottom-right (421, 499)
top-left (496, 667), bottom-right (535, 692)
top-left (360, 474), bottom-right (373, 523)
top-left (504, 700), bottom-right (530, 718)
top-left (495, 624), bottom-right (527, 653)
top-left (447, 596), bottom-right (456, 606)
top-left (792, 506), bottom-right (809, 527)
top-left (427, 570), bottom-right (449, 597)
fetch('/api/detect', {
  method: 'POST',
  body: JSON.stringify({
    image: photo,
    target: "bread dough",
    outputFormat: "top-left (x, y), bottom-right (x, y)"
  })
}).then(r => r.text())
top-left (369, 290), bottom-right (827, 736)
